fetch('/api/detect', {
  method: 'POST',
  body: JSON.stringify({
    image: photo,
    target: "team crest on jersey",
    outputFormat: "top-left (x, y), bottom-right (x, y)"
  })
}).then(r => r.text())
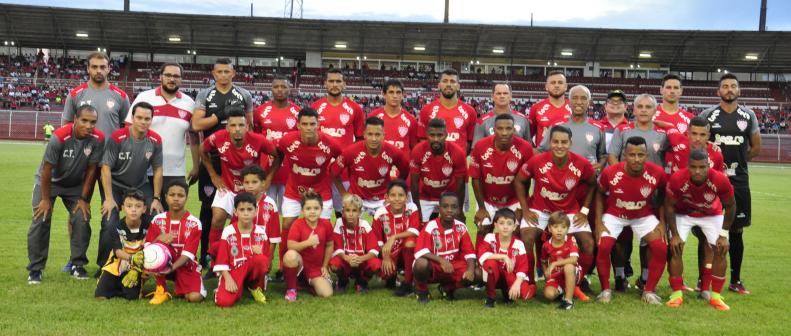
top-left (286, 118), bottom-right (297, 129)
top-left (652, 143), bottom-right (661, 152)
top-left (145, 151), bottom-right (152, 160)
top-left (204, 185), bottom-right (215, 197)
top-left (398, 126), bottom-right (409, 137)
top-left (585, 133), bottom-right (594, 144)
top-left (106, 100), bottom-right (115, 109)
top-left (455, 225), bottom-right (464, 233)
top-left (230, 245), bottom-right (239, 257)
top-left (178, 110), bottom-right (187, 119)
top-left (453, 118), bottom-right (464, 129)
top-left (315, 155), bottom-right (326, 165)
top-left (442, 165), bottom-right (453, 176)
top-left (564, 178), bottom-right (576, 191)
top-left (83, 146), bottom-right (92, 157)
top-left (339, 113), bottom-right (350, 125)
top-left (383, 222), bottom-right (391, 235)
top-left (378, 166), bottom-right (389, 177)
top-left (506, 160), bottom-right (518, 172)
top-left (704, 193), bottom-right (716, 202)
top-left (736, 120), bottom-right (748, 132)
top-left (677, 123), bottom-right (688, 133)
top-left (262, 211), bottom-right (271, 222)
top-left (640, 186), bottom-right (652, 198)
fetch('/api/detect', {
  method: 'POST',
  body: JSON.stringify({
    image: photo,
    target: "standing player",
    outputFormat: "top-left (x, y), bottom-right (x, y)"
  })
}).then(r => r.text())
top-left (332, 117), bottom-right (409, 214)
top-left (200, 108), bottom-right (277, 258)
top-left (470, 113), bottom-right (534, 232)
top-left (252, 75), bottom-right (301, 210)
top-left (410, 119), bottom-right (468, 222)
top-left (478, 208), bottom-right (530, 308)
top-left (127, 62), bottom-right (198, 207)
top-left (595, 90), bottom-right (630, 151)
top-left (191, 58), bottom-right (255, 268)
top-left (311, 68), bottom-right (365, 218)
top-left (665, 149), bottom-right (736, 310)
top-left (413, 192), bottom-right (478, 304)
top-left (528, 70), bottom-right (571, 146)
top-left (699, 74), bottom-right (761, 295)
top-left (595, 137), bottom-right (668, 305)
top-left (473, 83), bottom-right (531, 145)
top-left (417, 68), bottom-right (477, 154)
top-left (99, 102), bottom-right (164, 271)
top-left (514, 125), bottom-right (597, 298)
top-left (373, 180), bottom-right (421, 296)
top-left (27, 105), bottom-right (104, 283)
top-left (42, 122), bottom-right (55, 144)
top-left (654, 74), bottom-right (694, 134)
top-left (370, 79), bottom-right (418, 159)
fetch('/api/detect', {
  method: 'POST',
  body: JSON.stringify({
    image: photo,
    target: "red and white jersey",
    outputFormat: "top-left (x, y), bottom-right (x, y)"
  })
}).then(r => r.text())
top-left (598, 161), bottom-right (666, 219)
top-left (410, 141), bottom-right (468, 201)
top-left (518, 151), bottom-right (594, 214)
top-left (370, 107), bottom-right (419, 158)
top-left (252, 100), bottom-right (300, 184)
top-left (311, 97), bottom-right (365, 148)
top-left (228, 194), bottom-right (281, 244)
top-left (477, 233), bottom-right (529, 279)
top-left (469, 136), bottom-right (534, 206)
top-left (372, 203), bottom-right (421, 255)
top-left (665, 129), bottom-right (726, 174)
top-left (541, 236), bottom-right (579, 273)
top-left (145, 211), bottom-right (202, 262)
top-left (528, 98), bottom-right (571, 146)
top-left (213, 223), bottom-right (270, 271)
top-left (203, 130), bottom-right (275, 193)
top-left (278, 131), bottom-right (342, 200)
top-left (287, 218), bottom-right (334, 270)
top-left (331, 141), bottom-right (410, 201)
top-left (654, 105), bottom-right (694, 134)
top-left (414, 218), bottom-right (476, 262)
top-left (666, 168), bottom-right (734, 218)
top-left (331, 218), bottom-right (380, 257)
top-left (417, 99), bottom-right (477, 153)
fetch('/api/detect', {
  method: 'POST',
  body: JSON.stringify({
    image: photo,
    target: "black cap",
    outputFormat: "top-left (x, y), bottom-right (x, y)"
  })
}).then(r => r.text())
top-left (607, 90), bottom-right (627, 102)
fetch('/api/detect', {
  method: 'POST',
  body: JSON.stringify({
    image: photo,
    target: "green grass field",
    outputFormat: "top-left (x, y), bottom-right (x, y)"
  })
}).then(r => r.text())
top-left (1, 140), bottom-right (789, 335)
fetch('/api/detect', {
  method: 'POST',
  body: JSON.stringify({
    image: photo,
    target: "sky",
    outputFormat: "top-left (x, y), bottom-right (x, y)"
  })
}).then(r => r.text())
top-left (2, 0), bottom-right (790, 31)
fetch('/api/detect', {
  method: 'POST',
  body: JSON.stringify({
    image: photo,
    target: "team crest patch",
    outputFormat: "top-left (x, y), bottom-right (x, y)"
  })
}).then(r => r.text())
top-left (506, 160), bottom-right (518, 172)
top-left (585, 133), bottom-right (594, 144)
top-left (653, 143), bottom-right (661, 152)
top-left (106, 100), bottom-right (115, 109)
top-left (640, 186), bottom-right (652, 198)
top-left (677, 123), bottom-right (687, 133)
top-left (455, 225), bottom-right (464, 232)
top-left (378, 166), bottom-right (389, 176)
top-left (442, 165), bottom-right (453, 176)
top-left (243, 159), bottom-right (253, 166)
top-left (398, 126), bottom-right (409, 137)
top-left (145, 152), bottom-right (152, 160)
top-left (203, 185), bottom-right (215, 196)
top-left (339, 113), bottom-right (350, 125)
top-left (83, 146), bottom-right (92, 157)
top-left (286, 118), bottom-right (297, 129)
top-left (315, 156), bottom-right (326, 165)
top-left (564, 178), bottom-right (576, 191)
top-left (178, 110), bottom-right (187, 119)
top-left (704, 193), bottom-right (716, 202)
top-left (453, 118), bottom-right (464, 129)
top-left (383, 222), bottom-right (391, 235)
top-left (736, 120), bottom-right (748, 132)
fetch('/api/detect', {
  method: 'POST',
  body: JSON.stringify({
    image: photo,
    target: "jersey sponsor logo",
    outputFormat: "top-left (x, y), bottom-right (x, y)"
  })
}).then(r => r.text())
top-left (423, 176), bottom-right (449, 188)
top-left (586, 133), bottom-right (594, 144)
top-left (322, 127), bottom-right (347, 137)
top-left (293, 163), bottom-right (321, 177)
top-left (714, 134), bottom-right (745, 146)
top-left (610, 171), bottom-right (624, 186)
top-left (704, 193), bottom-right (716, 202)
top-left (485, 173), bottom-right (514, 185)
top-left (217, 141), bottom-right (230, 154)
top-left (538, 162), bottom-right (554, 174)
top-left (442, 165), bottom-right (453, 176)
top-left (564, 178), bottom-right (577, 191)
top-left (378, 165), bottom-right (389, 177)
top-left (453, 117), bottom-right (464, 129)
top-left (736, 108), bottom-right (751, 120)
top-left (736, 120), bottom-right (748, 132)
top-left (643, 171), bottom-right (657, 185)
top-left (354, 166), bottom-right (365, 172)
top-left (616, 198), bottom-right (646, 210)
top-left (83, 146), bottom-right (92, 157)
top-left (540, 186), bottom-right (568, 201)
top-left (385, 140), bottom-right (405, 149)
top-left (568, 162), bottom-right (582, 177)
top-left (339, 113), bottom-right (350, 125)
top-left (481, 147), bottom-right (494, 161)
top-left (639, 186), bottom-right (652, 198)
top-left (315, 155), bottom-right (326, 165)
top-left (342, 102), bottom-right (355, 115)
top-left (613, 188), bottom-right (624, 194)
top-left (506, 160), bottom-right (518, 172)
top-left (446, 132), bottom-right (460, 141)
top-left (353, 151), bottom-right (367, 165)
top-left (358, 177), bottom-right (385, 188)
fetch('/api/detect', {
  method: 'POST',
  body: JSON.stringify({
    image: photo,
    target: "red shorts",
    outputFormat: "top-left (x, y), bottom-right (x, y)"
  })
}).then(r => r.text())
top-left (214, 255), bottom-right (270, 307)
top-left (545, 265), bottom-right (583, 289)
top-left (329, 256), bottom-right (382, 278)
top-left (159, 260), bottom-right (205, 297)
top-left (428, 259), bottom-right (469, 288)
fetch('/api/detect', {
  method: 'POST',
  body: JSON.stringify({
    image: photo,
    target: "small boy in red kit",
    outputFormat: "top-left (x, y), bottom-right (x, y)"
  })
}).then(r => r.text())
top-left (214, 192), bottom-right (270, 307)
top-left (542, 211), bottom-right (588, 310)
top-left (478, 208), bottom-right (530, 308)
top-left (330, 194), bottom-right (381, 294)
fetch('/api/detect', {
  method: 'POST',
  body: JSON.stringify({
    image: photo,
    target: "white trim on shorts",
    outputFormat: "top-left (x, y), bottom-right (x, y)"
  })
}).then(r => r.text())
top-left (480, 201), bottom-right (519, 226)
top-left (601, 214), bottom-right (659, 240)
top-left (281, 196), bottom-right (334, 219)
top-left (673, 214), bottom-right (724, 245)
top-left (331, 181), bottom-right (351, 212)
top-left (419, 199), bottom-right (439, 222)
top-left (520, 209), bottom-right (591, 233)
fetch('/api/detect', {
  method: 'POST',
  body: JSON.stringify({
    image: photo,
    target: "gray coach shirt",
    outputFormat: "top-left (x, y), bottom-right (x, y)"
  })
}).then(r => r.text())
top-left (36, 123), bottom-right (105, 188)
top-left (609, 124), bottom-right (669, 167)
top-left (473, 111), bottom-right (532, 146)
top-left (62, 83), bottom-right (130, 141)
top-left (101, 127), bottom-right (163, 190)
top-left (538, 118), bottom-right (606, 165)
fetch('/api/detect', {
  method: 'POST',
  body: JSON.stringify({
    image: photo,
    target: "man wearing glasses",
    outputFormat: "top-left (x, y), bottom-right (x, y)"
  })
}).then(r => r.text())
top-left (126, 62), bottom-right (198, 207)
top-left (595, 90), bottom-right (631, 152)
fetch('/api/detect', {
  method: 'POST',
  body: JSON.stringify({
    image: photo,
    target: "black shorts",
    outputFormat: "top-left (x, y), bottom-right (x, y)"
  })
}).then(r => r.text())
top-left (197, 159), bottom-right (221, 203)
top-left (94, 270), bottom-right (141, 300)
top-left (732, 186), bottom-right (751, 230)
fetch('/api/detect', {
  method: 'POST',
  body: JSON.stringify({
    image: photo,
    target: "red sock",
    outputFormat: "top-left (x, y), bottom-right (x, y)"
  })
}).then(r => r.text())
top-left (669, 276), bottom-right (684, 292)
top-left (209, 228), bottom-right (222, 257)
top-left (279, 228), bottom-right (289, 271)
top-left (711, 275), bottom-right (726, 294)
top-left (645, 239), bottom-right (668, 292)
top-left (403, 248), bottom-right (415, 284)
top-left (701, 267), bottom-right (713, 292)
top-left (578, 253), bottom-right (594, 278)
top-left (526, 252), bottom-right (536, 285)
top-left (415, 281), bottom-right (428, 292)
top-left (596, 237), bottom-right (616, 291)
top-left (284, 266), bottom-right (298, 290)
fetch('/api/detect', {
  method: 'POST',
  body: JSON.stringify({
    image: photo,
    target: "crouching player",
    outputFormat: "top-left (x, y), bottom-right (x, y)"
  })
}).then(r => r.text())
top-left (665, 149), bottom-right (736, 311)
top-left (95, 189), bottom-right (148, 300)
top-left (477, 208), bottom-right (530, 308)
top-left (145, 180), bottom-right (205, 304)
top-left (413, 192), bottom-right (478, 304)
top-left (214, 192), bottom-right (270, 307)
top-left (282, 192), bottom-right (335, 301)
top-left (373, 180), bottom-right (420, 296)
top-left (330, 194), bottom-right (381, 294)
top-left (542, 212), bottom-right (586, 310)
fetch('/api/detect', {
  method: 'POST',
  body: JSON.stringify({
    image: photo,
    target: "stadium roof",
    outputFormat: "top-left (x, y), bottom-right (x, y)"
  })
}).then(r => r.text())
top-left (2, 4), bottom-right (790, 73)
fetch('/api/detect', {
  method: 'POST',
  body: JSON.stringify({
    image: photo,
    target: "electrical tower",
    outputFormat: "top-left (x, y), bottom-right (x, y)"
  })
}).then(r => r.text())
top-left (284, 0), bottom-right (304, 19)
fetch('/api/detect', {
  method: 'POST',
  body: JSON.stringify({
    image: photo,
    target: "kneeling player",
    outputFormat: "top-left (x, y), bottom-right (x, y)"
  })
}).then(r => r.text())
top-left (214, 192), bottom-right (270, 307)
top-left (542, 212), bottom-right (586, 310)
top-left (330, 194), bottom-right (381, 294)
top-left (282, 192), bottom-right (335, 301)
top-left (145, 180), bottom-right (205, 304)
top-left (665, 149), bottom-right (736, 311)
top-left (374, 180), bottom-right (420, 296)
top-left (95, 189), bottom-right (148, 300)
top-left (478, 208), bottom-right (529, 308)
top-left (413, 192), bottom-right (478, 304)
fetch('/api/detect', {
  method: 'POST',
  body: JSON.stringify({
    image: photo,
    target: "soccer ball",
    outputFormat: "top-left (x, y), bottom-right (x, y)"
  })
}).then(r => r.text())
top-left (143, 243), bottom-right (172, 273)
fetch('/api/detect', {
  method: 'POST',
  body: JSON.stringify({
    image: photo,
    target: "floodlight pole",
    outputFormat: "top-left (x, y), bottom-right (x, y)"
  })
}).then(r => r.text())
top-left (759, 0), bottom-right (767, 32)
top-left (444, 0), bottom-right (449, 23)
top-left (124, 0), bottom-right (129, 11)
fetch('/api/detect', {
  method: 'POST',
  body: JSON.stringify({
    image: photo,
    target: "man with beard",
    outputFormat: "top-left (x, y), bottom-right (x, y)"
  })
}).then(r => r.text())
top-left (191, 58), bottom-right (254, 270)
top-left (417, 68), bottom-right (477, 154)
top-left (528, 70), bottom-right (571, 146)
top-left (127, 63), bottom-right (197, 208)
top-left (473, 83), bottom-right (531, 146)
top-left (699, 73), bottom-right (761, 295)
